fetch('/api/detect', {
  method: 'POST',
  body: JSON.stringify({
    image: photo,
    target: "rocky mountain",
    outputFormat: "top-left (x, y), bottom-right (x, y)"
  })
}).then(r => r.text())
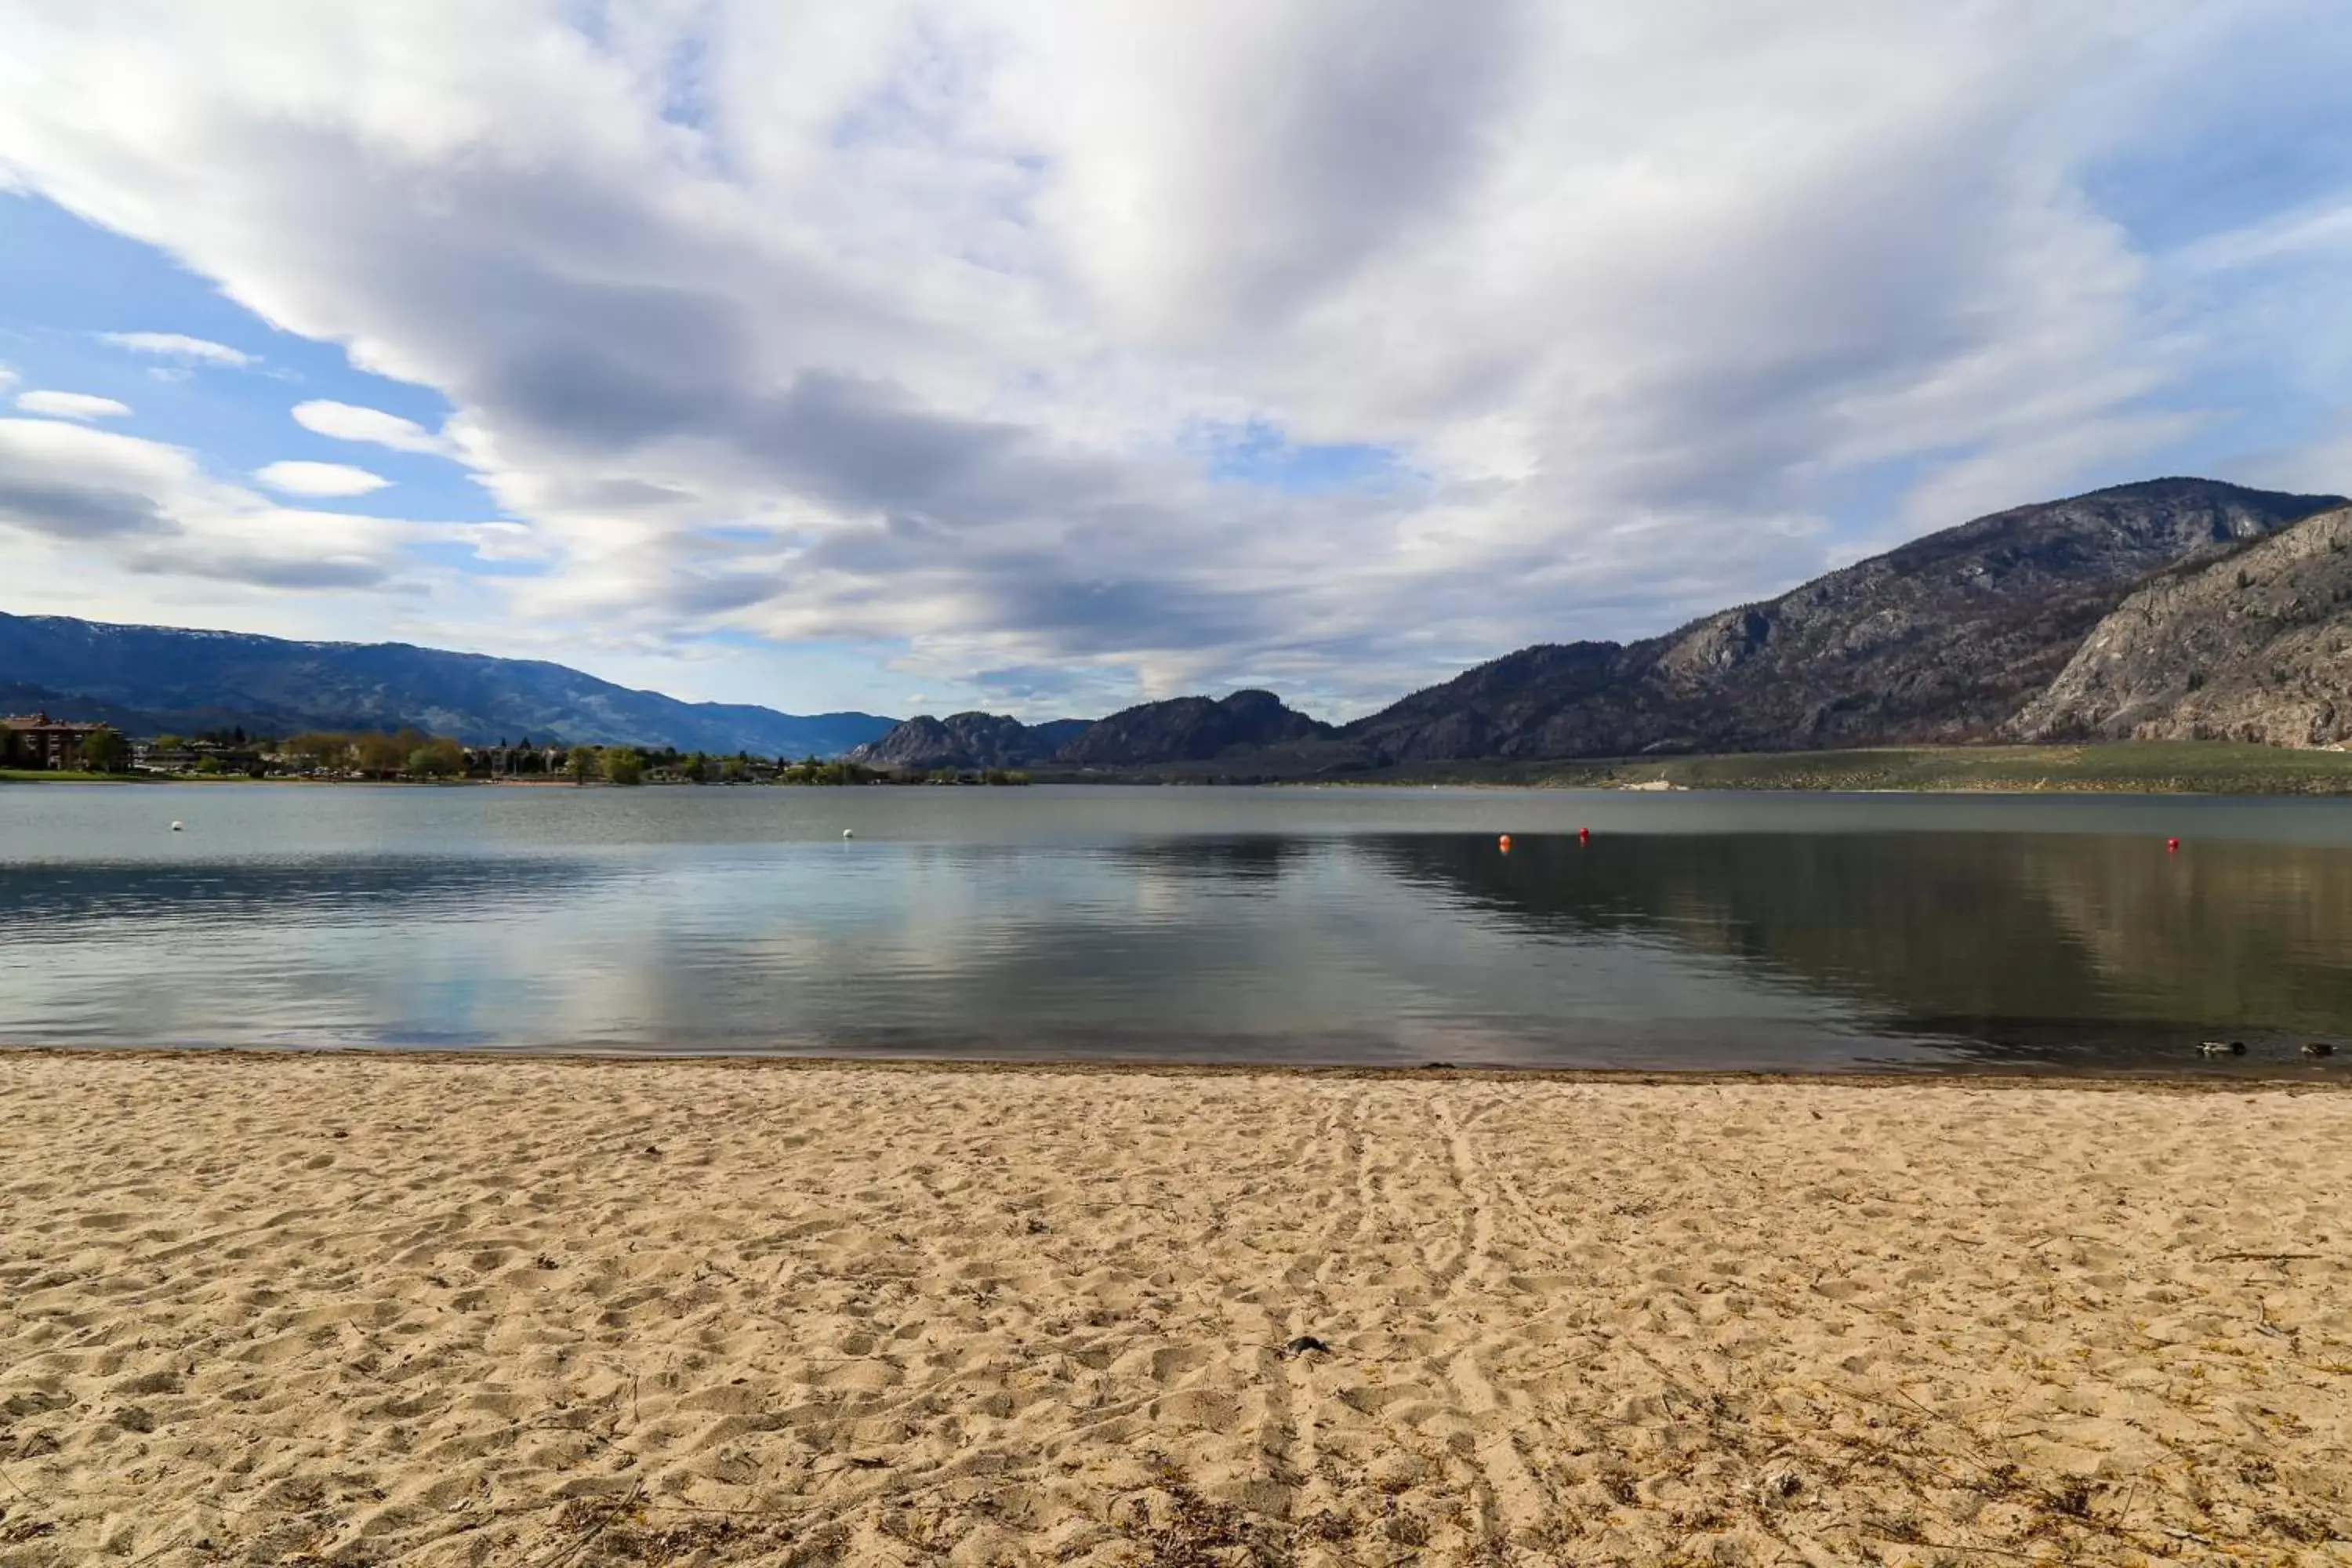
top-left (2013, 505), bottom-right (2352, 746)
top-left (0, 612), bottom-right (896, 754)
top-left (849, 689), bottom-right (1331, 771)
top-left (846, 713), bottom-right (1093, 771)
top-left (1334, 478), bottom-right (2347, 764)
top-left (1057, 690), bottom-right (1332, 768)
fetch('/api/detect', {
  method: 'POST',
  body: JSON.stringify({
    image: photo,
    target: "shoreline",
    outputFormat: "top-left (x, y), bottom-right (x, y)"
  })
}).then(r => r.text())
top-left (5, 1040), bottom-right (2350, 1091)
top-left (4, 1052), bottom-right (2348, 1564)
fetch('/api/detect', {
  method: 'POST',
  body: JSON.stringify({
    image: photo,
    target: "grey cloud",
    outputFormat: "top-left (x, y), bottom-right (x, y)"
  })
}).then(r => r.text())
top-left (470, 285), bottom-right (750, 448)
top-left (742, 372), bottom-right (1025, 517)
top-left (1205, 0), bottom-right (1537, 328)
top-left (0, 478), bottom-right (174, 540)
top-left (128, 550), bottom-right (394, 590)
top-left (971, 664), bottom-right (1088, 703)
top-left (975, 568), bottom-right (1266, 652)
top-left (572, 478), bottom-right (702, 510)
top-left (664, 573), bottom-right (782, 616)
top-left (267, 141), bottom-right (1106, 528)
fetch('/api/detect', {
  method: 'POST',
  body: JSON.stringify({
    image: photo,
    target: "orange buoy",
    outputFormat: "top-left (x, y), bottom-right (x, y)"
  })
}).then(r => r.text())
top-left (1498, 833), bottom-right (1513, 852)
top-left (2167, 837), bottom-right (2180, 852)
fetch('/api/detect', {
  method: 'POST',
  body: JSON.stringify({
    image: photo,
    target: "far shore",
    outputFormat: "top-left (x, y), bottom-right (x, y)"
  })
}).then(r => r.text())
top-left (2, 1051), bottom-right (2346, 1566)
top-left (16, 737), bottom-right (2352, 793)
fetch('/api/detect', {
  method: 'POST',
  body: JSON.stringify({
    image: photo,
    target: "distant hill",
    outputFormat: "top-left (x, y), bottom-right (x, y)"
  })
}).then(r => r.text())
top-left (848, 689), bottom-right (1332, 771)
top-left (1056, 690), bottom-right (1331, 767)
top-left (1327, 477), bottom-right (2347, 766)
top-left (2013, 503), bottom-right (2352, 746)
top-left (847, 712), bottom-right (1093, 771)
top-left (0, 612), bottom-right (896, 755)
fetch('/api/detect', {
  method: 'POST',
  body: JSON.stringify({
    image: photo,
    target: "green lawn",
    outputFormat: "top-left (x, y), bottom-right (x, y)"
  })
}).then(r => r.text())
top-left (1366, 742), bottom-right (2352, 794)
top-left (0, 768), bottom-right (147, 783)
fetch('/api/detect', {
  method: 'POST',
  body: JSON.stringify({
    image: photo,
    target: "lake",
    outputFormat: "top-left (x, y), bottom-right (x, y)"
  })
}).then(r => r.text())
top-left (5, 782), bottom-right (2352, 1073)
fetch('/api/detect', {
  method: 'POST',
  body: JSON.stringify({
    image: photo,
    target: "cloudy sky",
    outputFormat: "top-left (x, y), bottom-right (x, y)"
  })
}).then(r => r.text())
top-left (3, 2), bottom-right (2350, 720)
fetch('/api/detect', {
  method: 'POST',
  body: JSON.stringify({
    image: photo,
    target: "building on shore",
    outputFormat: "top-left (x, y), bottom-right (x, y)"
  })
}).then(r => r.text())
top-left (2, 711), bottom-right (107, 770)
top-left (132, 737), bottom-right (264, 775)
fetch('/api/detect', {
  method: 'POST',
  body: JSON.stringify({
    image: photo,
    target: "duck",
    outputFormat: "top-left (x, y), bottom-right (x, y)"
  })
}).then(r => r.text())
top-left (2198, 1040), bottom-right (2247, 1058)
top-left (2303, 1042), bottom-right (2336, 1058)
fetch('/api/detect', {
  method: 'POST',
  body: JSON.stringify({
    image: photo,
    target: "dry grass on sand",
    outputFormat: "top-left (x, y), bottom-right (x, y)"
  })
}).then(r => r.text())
top-left (1, 1054), bottom-right (2348, 1566)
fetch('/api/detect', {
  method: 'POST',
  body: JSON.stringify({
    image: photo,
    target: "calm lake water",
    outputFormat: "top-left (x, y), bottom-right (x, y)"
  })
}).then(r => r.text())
top-left (5, 782), bottom-right (2352, 1073)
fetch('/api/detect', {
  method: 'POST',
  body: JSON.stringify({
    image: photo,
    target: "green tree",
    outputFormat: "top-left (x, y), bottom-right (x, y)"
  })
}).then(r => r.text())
top-left (354, 733), bottom-right (407, 777)
top-left (405, 739), bottom-right (465, 779)
top-left (603, 747), bottom-right (647, 786)
top-left (720, 757), bottom-right (751, 784)
top-left (565, 746), bottom-right (600, 786)
top-left (78, 728), bottom-right (129, 773)
top-left (285, 731), bottom-right (348, 770)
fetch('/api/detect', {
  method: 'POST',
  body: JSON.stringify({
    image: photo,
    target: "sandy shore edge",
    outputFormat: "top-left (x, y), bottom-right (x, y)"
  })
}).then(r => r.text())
top-left (7, 1040), bottom-right (2350, 1091)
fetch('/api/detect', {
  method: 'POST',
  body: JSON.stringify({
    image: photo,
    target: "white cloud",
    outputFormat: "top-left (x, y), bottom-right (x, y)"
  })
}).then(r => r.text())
top-left (0, 2), bottom-right (2347, 713)
top-left (99, 331), bottom-right (256, 367)
top-left (252, 459), bottom-right (391, 497)
top-left (15, 390), bottom-right (133, 420)
top-left (290, 399), bottom-right (448, 455)
top-left (0, 417), bottom-right (484, 594)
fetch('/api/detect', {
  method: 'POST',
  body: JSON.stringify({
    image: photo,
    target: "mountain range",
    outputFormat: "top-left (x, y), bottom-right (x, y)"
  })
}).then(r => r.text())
top-left (12, 477), bottom-right (2352, 770)
top-left (847, 477), bottom-right (2352, 774)
top-left (0, 614), bottom-right (895, 757)
top-left (1337, 477), bottom-right (2346, 764)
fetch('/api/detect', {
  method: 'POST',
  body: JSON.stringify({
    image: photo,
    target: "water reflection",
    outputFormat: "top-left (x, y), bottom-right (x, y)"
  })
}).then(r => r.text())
top-left (1361, 833), bottom-right (2352, 1065)
top-left (2, 790), bottom-right (2349, 1073)
top-left (0, 855), bottom-right (603, 936)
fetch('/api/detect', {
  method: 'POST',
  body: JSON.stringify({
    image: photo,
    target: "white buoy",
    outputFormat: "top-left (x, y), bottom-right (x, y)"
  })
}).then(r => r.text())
top-left (841, 828), bottom-right (855, 839)
top-left (170, 821), bottom-right (183, 833)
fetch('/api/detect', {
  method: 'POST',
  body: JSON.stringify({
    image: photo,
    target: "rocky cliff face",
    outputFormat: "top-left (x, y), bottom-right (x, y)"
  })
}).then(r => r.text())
top-left (1056, 690), bottom-right (1331, 768)
top-left (846, 713), bottom-right (1091, 770)
top-left (2012, 506), bottom-right (2352, 746)
top-left (1336, 478), bottom-right (2346, 764)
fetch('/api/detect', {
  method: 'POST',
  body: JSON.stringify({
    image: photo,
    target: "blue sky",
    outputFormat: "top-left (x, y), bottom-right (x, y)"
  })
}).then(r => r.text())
top-left (0, 194), bottom-right (481, 518)
top-left (2, 2), bottom-right (2350, 720)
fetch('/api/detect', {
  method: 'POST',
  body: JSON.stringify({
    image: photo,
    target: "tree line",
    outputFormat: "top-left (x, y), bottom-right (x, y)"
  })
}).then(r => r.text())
top-left (48, 726), bottom-right (1031, 786)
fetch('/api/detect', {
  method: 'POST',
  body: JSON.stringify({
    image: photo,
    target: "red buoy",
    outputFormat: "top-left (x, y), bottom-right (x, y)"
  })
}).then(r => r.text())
top-left (1578, 826), bottom-right (1591, 844)
top-left (1498, 833), bottom-right (1512, 852)
top-left (2167, 837), bottom-right (2180, 852)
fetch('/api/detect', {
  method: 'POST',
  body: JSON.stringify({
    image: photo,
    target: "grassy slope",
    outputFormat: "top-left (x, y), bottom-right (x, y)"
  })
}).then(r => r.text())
top-left (1344, 742), bottom-right (2352, 793)
top-left (0, 768), bottom-right (147, 783)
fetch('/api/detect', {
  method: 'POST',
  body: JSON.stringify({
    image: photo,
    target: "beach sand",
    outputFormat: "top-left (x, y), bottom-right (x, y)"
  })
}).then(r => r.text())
top-left (1, 1056), bottom-right (2347, 1566)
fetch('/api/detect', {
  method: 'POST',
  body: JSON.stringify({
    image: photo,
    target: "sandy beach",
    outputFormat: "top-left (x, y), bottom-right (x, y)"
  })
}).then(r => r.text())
top-left (0, 1056), bottom-right (2347, 1566)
